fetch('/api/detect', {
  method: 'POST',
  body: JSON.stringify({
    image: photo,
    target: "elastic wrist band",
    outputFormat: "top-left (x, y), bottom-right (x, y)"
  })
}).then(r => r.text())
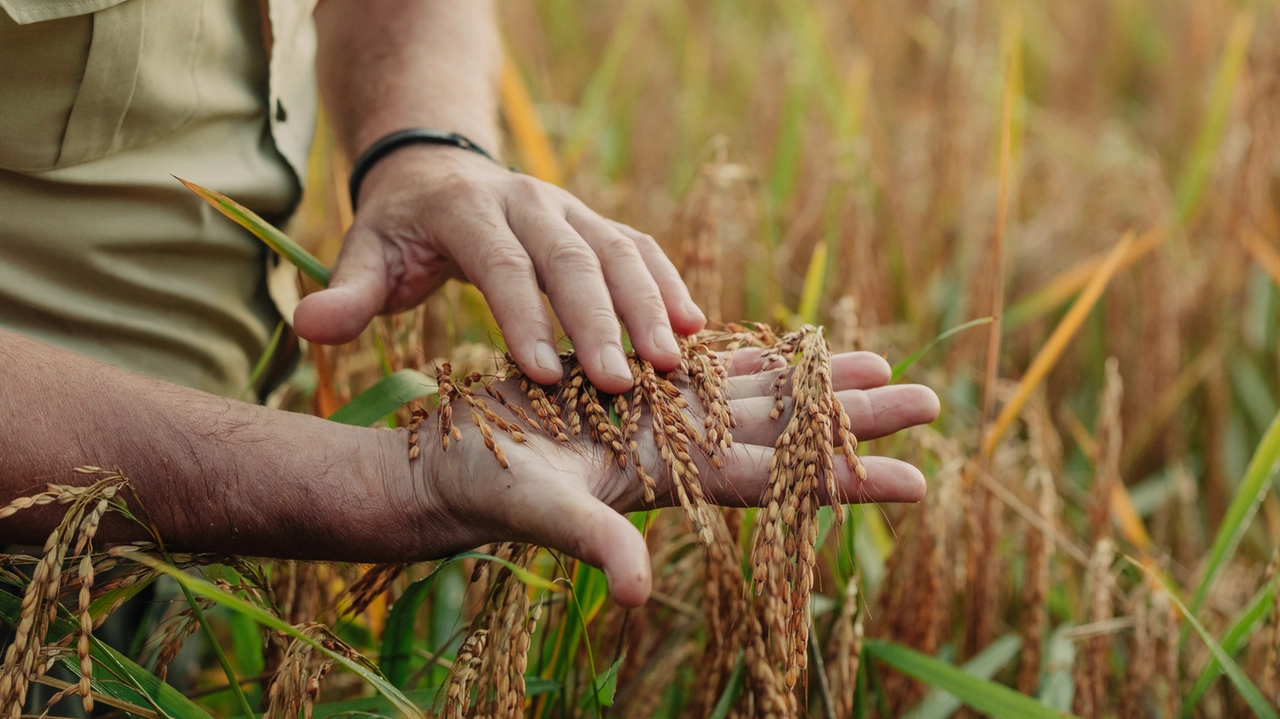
top-left (348, 128), bottom-right (502, 210)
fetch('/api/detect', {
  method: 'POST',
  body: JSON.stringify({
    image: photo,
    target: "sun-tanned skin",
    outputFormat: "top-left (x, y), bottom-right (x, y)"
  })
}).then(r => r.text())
top-left (0, 328), bottom-right (938, 607)
top-left (0, 0), bottom-right (942, 608)
top-left (298, 0), bottom-right (704, 393)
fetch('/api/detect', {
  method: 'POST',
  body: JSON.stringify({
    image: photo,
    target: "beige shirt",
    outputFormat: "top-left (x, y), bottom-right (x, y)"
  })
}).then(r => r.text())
top-left (0, 0), bottom-right (318, 397)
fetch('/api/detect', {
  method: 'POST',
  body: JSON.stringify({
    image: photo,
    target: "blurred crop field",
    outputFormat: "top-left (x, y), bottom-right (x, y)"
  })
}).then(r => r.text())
top-left (286, 0), bottom-right (1280, 716)
top-left (16, 0), bottom-right (1280, 718)
top-left (258, 0), bottom-right (1280, 715)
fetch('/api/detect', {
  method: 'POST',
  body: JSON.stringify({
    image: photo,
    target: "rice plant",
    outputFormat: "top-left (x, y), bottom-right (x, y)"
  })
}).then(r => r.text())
top-left (5, 0), bottom-right (1280, 717)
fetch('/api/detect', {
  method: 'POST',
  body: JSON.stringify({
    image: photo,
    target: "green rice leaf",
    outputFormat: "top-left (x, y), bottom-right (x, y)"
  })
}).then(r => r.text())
top-left (177, 177), bottom-right (331, 287)
top-left (0, 589), bottom-right (214, 719)
top-left (863, 639), bottom-right (1078, 719)
top-left (1173, 11), bottom-right (1254, 222)
top-left (243, 319), bottom-right (286, 401)
top-left (709, 652), bottom-right (746, 719)
top-left (798, 242), bottom-right (829, 325)
top-left (1191, 407), bottom-right (1280, 616)
top-left (1126, 557), bottom-right (1278, 719)
top-left (892, 317), bottom-right (994, 382)
top-left (579, 654), bottom-right (623, 710)
top-left (328, 369), bottom-right (439, 427)
top-left (381, 550), bottom-right (562, 688)
top-left (901, 634), bottom-right (1022, 719)
top-left (311, 678), bottom-right (561, 718)
top-left (131, 556), bottom-right (427, 719)
top-left (1183, 584), bottom-right (1274, 716)
top-left (379, 560), bottom-right (457, 688)
top-left (1037, 626), bottom-right (1076, 711)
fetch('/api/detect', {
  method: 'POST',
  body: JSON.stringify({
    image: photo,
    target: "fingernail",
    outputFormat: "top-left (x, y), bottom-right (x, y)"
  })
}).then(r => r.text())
top-left (683, 300), bottom-right (707, 323)
top-left (653, 325), bottom-right (680, 356)
top-left (535, 341), bottom-right (563, 376)
top-left (601, 344), bottom-right (633, 383)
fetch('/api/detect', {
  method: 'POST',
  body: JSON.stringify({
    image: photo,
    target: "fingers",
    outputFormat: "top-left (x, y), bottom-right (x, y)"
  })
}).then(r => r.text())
top-left (512, 483), bottom-right (653, 607)
top-left (446, 207), bottom-right (565, 386)
top-left (505, 198), bottom-right (633, 393)
top-left (567, 208), bottom-right (682, 372)
top-left (696, 446), bottom-right (927, 508)
top-left (724, 351), bottom-right (894, 399)
top-left (609, 220), bottom-right (707, 335)
top-left (294, 225), bottom-right (394, 344)
top-left (728, 384), bottom-right (941, 446)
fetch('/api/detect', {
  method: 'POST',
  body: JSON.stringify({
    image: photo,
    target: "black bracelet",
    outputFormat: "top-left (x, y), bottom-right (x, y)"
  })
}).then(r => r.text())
top-left (347, 128), bottom-right (502, 210)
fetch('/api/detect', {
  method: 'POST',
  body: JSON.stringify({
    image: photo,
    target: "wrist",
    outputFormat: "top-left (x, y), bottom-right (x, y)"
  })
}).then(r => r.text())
top-left (349, 128), bottom-right (505, 210)
top-left (360, 424), bottom-right (473, 562)
top-left (354, 142), bottom-right (506, 211)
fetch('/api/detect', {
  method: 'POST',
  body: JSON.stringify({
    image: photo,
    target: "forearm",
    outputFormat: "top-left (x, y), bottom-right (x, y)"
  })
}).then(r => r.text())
top-left (0, 329), bottom-right (424, 562)
top-left (314, 0), bottom-right (502, 159)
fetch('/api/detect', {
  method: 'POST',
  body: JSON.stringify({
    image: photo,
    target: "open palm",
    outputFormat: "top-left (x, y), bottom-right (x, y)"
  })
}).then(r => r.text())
top-left (402, 348), bottom-right (939, 606)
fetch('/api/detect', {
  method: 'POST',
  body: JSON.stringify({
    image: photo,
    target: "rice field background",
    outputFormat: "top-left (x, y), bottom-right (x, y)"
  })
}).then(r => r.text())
top-left (6, 0), bottom-right (1280, 716)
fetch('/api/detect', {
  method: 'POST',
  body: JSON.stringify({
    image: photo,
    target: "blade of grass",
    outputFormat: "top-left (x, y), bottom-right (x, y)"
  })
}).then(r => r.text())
top-left (0, 590), bottom-right (215, 719)
top-left (1036, 625), bottom-right (1076, 711)
top-left (34, 675), bottom-right (161, 719)
top-left (1124, 555), bottom-right (1278, 719)
top-left (863, 639), bottom-right (1078, 719)
top-left (562, 0), bottom-right (650, 170)
top-left (977, 6), bottom-right (1020, 450)
top-left (798, 242), bottom-right (829, 324)
top-left (901, 634), bottom-right (1022, 719)
top-left (577, 654), bottom-right (623, 712)
top-left (376, 550), bottom-right (531, 689)
top-left (177, 178), bottom-right (330, 287)
top-left (981, 231), bottom-right (1136, 459)
top-left (708, 651), bottom-right (746, 719)
top-left (241, 319), bottom-right (286, 402)
top-left (1190, 407), bottom-right (1280, 615)
top-left (501, 55), bottom-right (564, 185)
top-left (177, 579), bottom-right (256, 719)
top-left (1004, 226), bottom-right (1165, 330)
top-left (131, 554), bottom-right (428, 719)
top-left (310, 678), bottom-right (562, 718)
top-left (1173, 10), bottom-right (1255, 223)
top-left (328, 369), bottom-right (439, 427)
top-left (1183, 584), bottom-right (1273, 715)
top-left (382, 547), bottom-right (562, 692)
top-left (891, 317), bottom-right (994, 382)
top-left (766, 73), bottom-right (809, 219)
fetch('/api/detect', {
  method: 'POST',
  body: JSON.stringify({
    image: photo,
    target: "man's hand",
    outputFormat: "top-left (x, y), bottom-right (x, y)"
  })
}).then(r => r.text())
top-left (304, 0), bottom-right (703, 392)
top-left (293, 147), bottom-right (705, 394)
top-left (388, 350), bottom-right (940, 607)
top-left (0, 329), bottom-right (937, 610)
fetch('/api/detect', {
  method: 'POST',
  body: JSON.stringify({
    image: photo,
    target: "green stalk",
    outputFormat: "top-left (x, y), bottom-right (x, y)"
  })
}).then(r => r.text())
top-left (175, 580), bottom-right (257, 719)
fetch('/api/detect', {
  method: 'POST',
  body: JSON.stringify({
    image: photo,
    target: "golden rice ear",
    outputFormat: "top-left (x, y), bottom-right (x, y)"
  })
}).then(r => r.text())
top-left (0, 469), bottom-right (133, 714)
top-left (448, 543), bottom-right (538, 719)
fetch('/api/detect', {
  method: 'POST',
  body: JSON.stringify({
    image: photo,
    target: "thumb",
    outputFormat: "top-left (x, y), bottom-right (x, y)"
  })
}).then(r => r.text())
top-left (294, 226), bottom-right (391, 344)
top-left (520, 489), bottom-right (652, 607)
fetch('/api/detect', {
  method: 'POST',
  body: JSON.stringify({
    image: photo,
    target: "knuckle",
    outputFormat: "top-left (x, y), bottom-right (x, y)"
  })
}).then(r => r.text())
top-left (595, 231), bottom-right (639, 260)
top-left (436, 175), bottom-right (490, 206)
top-left (509, 174), bottom-right (551, 204)
top-left (620, 280), bottom-right (666, 319)
top-left (585, 305), bottom-right (622, 327)
top-left (632, 231), bottom-right (659, 250)
top-left (479, 243), bottom-right (536, 279)
top-left (545, 240), bottom-right (601, 273)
